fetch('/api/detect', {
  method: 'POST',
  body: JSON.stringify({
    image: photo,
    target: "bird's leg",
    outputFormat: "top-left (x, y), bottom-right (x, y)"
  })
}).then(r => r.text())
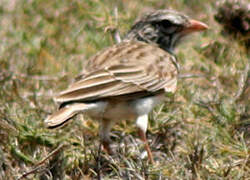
top-left (99, 118), bottom-right (114, 155)
top-left (136, 114), bottom-right (154, 163)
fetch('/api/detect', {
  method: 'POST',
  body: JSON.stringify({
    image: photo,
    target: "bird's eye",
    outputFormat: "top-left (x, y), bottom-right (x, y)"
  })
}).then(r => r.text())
top-left (153, 20), bottom-right (179, 34)
top-left (157, 20), bottom-right (179, 34)
top-left (164, 26), bottom-right (178, 34)
top-left (160, 20), bottom-right (172, 27)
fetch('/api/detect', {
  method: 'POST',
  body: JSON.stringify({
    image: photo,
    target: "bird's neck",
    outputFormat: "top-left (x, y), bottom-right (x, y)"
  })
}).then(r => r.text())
top-left (124, 29), bottom-right (177, 55)
top-left (123, 31), bottom-right (180, 72)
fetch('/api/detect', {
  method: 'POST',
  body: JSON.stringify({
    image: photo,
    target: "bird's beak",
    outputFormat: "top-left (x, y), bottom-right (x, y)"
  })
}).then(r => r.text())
top-left (183, 19), bottom-right (208, 34)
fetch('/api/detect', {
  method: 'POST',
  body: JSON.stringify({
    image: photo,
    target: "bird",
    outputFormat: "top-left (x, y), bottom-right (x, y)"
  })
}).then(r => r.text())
top-left (45, 9), bottom-right (208, 163)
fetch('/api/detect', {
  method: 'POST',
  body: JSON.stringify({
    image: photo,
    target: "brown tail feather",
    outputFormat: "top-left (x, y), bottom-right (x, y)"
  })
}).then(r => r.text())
top-left (44, 103), bottom-right (88, 129)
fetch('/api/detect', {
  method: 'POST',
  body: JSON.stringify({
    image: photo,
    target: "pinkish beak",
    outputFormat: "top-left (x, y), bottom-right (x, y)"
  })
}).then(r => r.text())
top-left (183, 19), bottom-right (208, 34)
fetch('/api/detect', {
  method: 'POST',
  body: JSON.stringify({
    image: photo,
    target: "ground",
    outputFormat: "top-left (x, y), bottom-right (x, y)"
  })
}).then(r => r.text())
top-left (0, 0), bottom-right (249, 179)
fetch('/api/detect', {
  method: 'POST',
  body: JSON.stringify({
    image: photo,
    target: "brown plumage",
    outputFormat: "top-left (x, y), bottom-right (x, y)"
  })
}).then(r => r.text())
top-left (45, 9), bottom-right (208, 163)
top-left (56, 41), bottom-right (178, 102)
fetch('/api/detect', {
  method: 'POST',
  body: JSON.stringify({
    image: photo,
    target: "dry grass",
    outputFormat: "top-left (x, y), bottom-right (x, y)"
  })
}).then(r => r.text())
top-left (0, 0), bottom-right (249, 179)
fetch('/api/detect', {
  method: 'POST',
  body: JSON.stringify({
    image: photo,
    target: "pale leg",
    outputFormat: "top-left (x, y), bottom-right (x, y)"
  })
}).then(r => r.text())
top-left (136, 114), bottom-right (154, 163)
top-left (99, 118), bottom-right (114, 154)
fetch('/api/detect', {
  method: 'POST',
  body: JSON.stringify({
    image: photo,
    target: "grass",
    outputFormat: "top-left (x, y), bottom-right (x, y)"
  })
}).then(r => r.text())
top-left (0, 0), bottom-right (249, 179)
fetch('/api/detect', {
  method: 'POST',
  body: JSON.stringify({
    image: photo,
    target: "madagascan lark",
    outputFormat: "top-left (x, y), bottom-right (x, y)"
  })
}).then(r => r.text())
top-left (45, 10), bottom-right (208, 163)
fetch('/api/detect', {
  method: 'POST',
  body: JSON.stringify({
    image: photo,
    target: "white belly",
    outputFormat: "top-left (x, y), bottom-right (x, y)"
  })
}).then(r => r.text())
top-left (86, 93), bottom-right (164, 121)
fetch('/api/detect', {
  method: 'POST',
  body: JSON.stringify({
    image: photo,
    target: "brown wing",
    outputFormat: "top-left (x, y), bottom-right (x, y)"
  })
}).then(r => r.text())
top-left (55, 41), bottom-right (178, 103)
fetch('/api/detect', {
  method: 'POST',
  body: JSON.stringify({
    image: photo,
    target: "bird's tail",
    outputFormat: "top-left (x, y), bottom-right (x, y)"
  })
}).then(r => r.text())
top-left (45, 103), bottom-right (90, 129)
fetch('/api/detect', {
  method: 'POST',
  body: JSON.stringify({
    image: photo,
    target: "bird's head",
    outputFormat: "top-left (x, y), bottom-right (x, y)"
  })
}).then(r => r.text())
top-left (124, 10), bottom-right (208, 53)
